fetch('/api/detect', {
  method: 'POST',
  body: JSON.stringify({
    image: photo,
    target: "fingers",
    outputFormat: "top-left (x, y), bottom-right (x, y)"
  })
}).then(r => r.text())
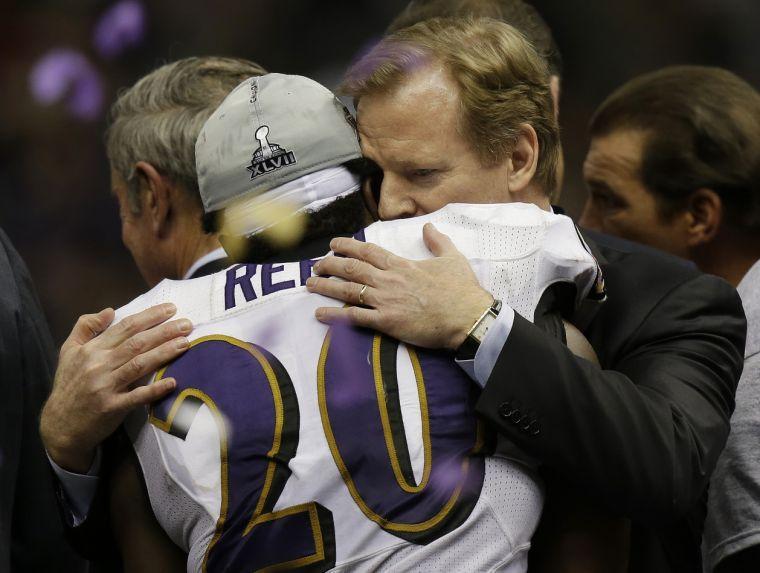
top-left (64, 308), bottom-right (115, 349)
top-left (312, 255), bottom-right (379, 286)
top-left (306, 277), bottom-right (376, 307)
top-left (110, 318), bottom-right (193, 368)
top-left (112, 336), bottom-right (190, 388)
top-left (99, 303), bottom-right (178, 349)
top-left (423, 223), bottom-right (461, 258)
top-left (328, 237), bottom-right (400, 271)
top-left (314, 305), bottom-right (378, 328)
top-left (121, 377), bottom-right (177, 410)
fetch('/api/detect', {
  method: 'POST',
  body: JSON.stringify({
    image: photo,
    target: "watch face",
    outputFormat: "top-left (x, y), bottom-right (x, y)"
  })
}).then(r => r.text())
top-left (456, 304), bottom-right (499, 360)
top-left (472, 312), bottom-right (497, 343)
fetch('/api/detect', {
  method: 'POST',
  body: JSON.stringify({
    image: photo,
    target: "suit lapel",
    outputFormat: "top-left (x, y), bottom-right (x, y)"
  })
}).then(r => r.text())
top-left (569, 228), bottom-right (608, 332)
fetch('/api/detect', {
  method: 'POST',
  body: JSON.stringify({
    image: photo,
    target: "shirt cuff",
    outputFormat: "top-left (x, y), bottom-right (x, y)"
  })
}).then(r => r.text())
top-left (47, 448), bottom-right (102, 526)
top-left (456, 305), bottom-right (515, 387)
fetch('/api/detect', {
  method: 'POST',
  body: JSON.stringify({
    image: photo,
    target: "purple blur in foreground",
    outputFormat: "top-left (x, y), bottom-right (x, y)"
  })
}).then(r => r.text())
top-left (28, 49), bottom-right (104, 120)
top-left (93, 0), bottom-right (146, 59)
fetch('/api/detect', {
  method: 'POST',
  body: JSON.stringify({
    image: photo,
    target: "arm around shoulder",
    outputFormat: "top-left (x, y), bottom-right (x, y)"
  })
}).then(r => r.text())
top-left (476, 272), bottom-right (746, 524)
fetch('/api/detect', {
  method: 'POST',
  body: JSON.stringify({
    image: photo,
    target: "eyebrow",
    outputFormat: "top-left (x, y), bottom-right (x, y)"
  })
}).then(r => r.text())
top-left (361, 153), bottom-right (433, 172)
top-left (585, 177), bottom-right (617, 194)
top-left (394, 158), bottom-right (450, 172)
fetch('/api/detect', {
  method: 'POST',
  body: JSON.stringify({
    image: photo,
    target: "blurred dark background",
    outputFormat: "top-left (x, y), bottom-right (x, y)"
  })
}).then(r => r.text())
top-left (2, 0), bottom-right (759, 343)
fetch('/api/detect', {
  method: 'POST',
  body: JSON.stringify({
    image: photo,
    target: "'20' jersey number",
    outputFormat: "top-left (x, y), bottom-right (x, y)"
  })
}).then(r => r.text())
top-left (150, 325), bottom-right (488, 572)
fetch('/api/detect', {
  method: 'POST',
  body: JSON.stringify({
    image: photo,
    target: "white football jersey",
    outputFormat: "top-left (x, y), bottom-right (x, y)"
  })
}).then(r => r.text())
top-left (118, 203), bottom-right (599, 573)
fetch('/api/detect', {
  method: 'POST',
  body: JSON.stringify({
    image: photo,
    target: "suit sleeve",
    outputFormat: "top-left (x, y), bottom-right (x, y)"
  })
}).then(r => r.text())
top-left (0, 244), bottom-right (24, 573)
top-left (475, 273), bottom-right (746, 524)
top-left (57, 434), bottom-right (125, 565)
top-left (0, 229), bottom-right (88, 573)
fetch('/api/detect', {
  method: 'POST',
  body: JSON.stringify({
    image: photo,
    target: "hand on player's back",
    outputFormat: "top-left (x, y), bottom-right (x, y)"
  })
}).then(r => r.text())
top-left (307, 223), bottom-right (493, 350)
top-left (40, 303), bottom-right (192, 473)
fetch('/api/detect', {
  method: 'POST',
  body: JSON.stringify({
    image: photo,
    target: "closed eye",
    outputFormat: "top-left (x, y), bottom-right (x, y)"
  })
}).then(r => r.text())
top-left (586, 182), bottom-right (627, 212)
top-left (593, 191), bottom-right (625, 211)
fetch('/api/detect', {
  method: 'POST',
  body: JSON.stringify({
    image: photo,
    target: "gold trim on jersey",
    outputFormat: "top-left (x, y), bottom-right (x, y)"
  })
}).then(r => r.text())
top-left (149, 381), bottom-right (229, 573)
top-left (318, 331), bottom-right (469, 534)
top-left (243, 341), bottom-right (285, 535)
top-left (248, 503), bottom-right (327, 572)
top-left (149, 335), bottom-right (325, 572)
top-left (371, 334), bottom-right (432, 493)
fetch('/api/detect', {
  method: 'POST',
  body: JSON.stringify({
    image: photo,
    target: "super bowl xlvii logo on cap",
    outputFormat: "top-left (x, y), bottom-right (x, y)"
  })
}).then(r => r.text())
top-left (246, 125), bottom-right (297, 180)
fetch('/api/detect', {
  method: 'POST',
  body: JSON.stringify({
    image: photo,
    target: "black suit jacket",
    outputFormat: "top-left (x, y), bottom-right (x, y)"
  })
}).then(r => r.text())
top-left (476, 229), bottom-right (747, 572)
top-left (0, 229), bottom-right (87, 573)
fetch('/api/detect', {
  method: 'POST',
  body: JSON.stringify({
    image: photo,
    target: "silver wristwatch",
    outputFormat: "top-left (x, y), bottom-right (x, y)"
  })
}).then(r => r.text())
top-left (455, 299), bottom-right (502, 360)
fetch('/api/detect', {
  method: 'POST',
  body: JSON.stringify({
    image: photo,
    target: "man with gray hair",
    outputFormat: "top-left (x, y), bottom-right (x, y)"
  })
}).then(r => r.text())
top-left (39, 56), bottom-right (266, 566)
top-left (104, 56), bottom-right (268, 287)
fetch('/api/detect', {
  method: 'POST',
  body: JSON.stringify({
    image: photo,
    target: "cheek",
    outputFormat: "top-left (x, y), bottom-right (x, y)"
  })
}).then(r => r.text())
top-left (604, 207), bottom-right (646, 240)
top-left (416, 179), bottom-right (476, 213)
top-left (606, 203), bottom-right (670, 246)
top-left (414, 192), bottom-right (451, 214)
top-left (121, 220), bottom-right (142, 255)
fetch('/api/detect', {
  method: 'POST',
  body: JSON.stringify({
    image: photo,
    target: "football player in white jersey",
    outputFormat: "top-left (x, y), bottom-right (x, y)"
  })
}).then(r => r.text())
top-left (105, 73), bottom-right (603, 573)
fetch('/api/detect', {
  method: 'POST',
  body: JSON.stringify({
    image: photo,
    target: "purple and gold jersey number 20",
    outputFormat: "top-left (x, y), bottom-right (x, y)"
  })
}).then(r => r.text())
top-left (150, 327), bottom-right (489, 573)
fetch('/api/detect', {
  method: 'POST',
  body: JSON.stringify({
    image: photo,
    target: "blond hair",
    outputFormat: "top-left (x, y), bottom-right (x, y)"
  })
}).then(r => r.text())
top-left (341, 16), bottom-right (559, 193)
top-left (387, 0), bottom-right (562, 77)
top-left (105, 57), bottom-right (266, 212)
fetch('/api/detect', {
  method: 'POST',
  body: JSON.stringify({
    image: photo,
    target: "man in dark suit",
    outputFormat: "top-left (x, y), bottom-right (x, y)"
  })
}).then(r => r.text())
top-left (579, 66), bottom-right (760, 573)
top-left (0, 228), bottom-right (86, 573)
top-left (305, 17), bottom-right (746, 571)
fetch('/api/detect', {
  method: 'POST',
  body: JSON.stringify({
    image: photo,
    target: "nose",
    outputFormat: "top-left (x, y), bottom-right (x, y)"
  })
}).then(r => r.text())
top-left (579, 198), bottom-right (603, 231)
top-left (377, 176), bottom-right (417, 220)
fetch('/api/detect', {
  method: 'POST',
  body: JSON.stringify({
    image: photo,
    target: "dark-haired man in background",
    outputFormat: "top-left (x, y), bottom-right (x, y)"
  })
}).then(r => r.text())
top-left (579, 65), bottom-right (760, 573)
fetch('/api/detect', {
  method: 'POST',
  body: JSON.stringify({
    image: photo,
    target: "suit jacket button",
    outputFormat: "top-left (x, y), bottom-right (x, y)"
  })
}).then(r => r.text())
top-left (509, 410), bottom-right (523, 424)
top-left (498, 402), bottom-right (514, 419)
top-left (530, 425), bottom-right (541, 437)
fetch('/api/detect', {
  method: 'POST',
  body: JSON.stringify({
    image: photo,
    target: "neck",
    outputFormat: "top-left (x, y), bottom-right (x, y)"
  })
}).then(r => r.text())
top-left (174, 229), bottom-right (223, 279)
top-left (519, 183), bottom-right (552, 211)
top-left (693, 232), bottom-right (760, 287)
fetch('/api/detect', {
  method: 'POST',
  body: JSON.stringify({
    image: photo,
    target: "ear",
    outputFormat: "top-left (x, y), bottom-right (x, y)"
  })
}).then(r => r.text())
top-left (507, 123), bottom-right (539, 196)
top-left (134, 161), bottom-right (172, 237)
top-left (685, 188), bottom-right (722, 247)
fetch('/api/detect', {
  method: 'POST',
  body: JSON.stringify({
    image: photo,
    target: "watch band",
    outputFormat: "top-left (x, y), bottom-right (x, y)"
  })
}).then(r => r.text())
top-left (455, 299), bottom-right (502, 361)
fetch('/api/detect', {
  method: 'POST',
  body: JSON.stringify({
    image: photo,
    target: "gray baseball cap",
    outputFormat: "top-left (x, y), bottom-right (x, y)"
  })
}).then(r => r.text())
top-left (196, 73), bottom-right (363, 213)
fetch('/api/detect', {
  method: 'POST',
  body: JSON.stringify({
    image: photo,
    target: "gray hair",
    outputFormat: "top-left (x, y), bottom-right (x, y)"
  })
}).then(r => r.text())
top-left (105, 56), bottom-right (267, 212)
